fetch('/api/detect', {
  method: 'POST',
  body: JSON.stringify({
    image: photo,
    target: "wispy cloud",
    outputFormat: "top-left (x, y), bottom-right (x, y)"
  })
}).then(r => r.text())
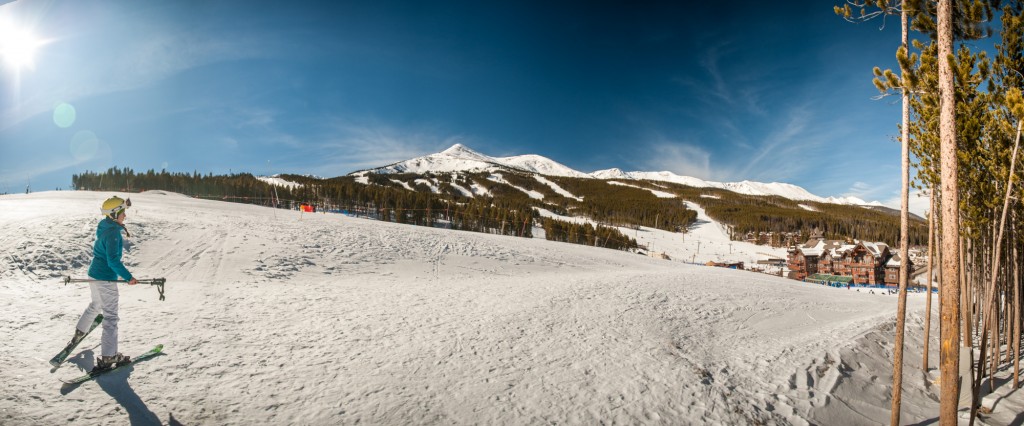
top-left (632, 106), bottom-right (817, 183)
top-left (736, 105), bottom-right (812, 180)
top-left (221, 137), bottom-right (239, 149)
top-left (640, 138), bottom-right (720, 181)
top-left (114, 32), bottom-right (269, 94)
top-left (844, 181), bottom-right (874, 198)
top-left (223, 107), bottom-right (304, 149)
top-left (637, 99), bottom-right (859, 189)
top-left (877, 189), bottom-right (930, 218)
top-left (737, 85), bottom-right (768, 118)
top-left (669, 42), bottom-right (794, 161)
top-left (698, 42), bottom-right (736, 108)
top-left (832, 178), bottom-right (929, 217)
top-left (692, 41), bottom-right (771, 118)
top-left (233, 108), bottom-right (278, 130)
top-left (293, 121), bottom-right (466, 176)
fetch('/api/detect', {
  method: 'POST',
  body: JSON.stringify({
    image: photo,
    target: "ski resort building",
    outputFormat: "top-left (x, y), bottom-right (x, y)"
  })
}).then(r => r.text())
top-left (786, 231), bottom-right (894, 285)
top-left (883, 253), bottom-right (914, 286)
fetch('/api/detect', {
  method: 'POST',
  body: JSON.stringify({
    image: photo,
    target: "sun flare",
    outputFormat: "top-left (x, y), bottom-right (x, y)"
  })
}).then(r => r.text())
top-left (0, 26), bottom-right (42, 70)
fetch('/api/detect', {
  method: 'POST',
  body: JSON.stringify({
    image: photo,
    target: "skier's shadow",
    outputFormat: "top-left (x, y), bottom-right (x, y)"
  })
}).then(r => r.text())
top-left (60, 349), bottom-right (163, 426)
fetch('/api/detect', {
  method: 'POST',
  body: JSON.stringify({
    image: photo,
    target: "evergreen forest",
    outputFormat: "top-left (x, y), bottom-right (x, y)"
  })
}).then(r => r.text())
top-left (72, 166), bottom-right (925, 253)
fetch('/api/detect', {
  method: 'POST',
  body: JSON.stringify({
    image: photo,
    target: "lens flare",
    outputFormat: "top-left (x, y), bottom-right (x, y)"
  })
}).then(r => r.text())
top-left (70, 130), bottom-right (99, 161)
top-left (54, 103), bottom-right (76, 128)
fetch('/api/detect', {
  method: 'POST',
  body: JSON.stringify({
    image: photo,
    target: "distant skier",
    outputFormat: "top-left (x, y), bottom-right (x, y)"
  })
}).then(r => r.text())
top-left (70, 196), bottom-right (138, 371)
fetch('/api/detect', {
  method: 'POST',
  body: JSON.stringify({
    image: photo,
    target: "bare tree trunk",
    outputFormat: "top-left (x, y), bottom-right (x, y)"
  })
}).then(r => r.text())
top-left (1014, 218), bottom-right (1021, 389)
top-left (940, 215), bottom-right (945, 327)
top-left (1008, 257), bottom-right (1015, 366)
top-left (990, 293), bottom-right (998, 393)
top-left (1006, 231), bottom-right (1012, 371)
top-left (970, 120), bottom-right (1021, 420)
top-left (987, 219), bottom-right (998, 395)
top-left (925, 190), bottom-right (937, 372)
top-left (891, 6), bottom-right (912, 423)
top-left (1001, 252), bottom-right (1008, 369)
top-left (938, 0), bottom-right (962, 421)
top-left (1005, 263), bottom-right (1010, 365)
top-left (1005, 257), bottom-right (1012, 366)
top-left (963, 236), bottom-right (972, 346)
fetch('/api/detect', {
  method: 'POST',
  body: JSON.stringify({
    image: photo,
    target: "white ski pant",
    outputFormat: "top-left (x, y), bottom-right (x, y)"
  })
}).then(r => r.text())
top-left (76, 280), bottom-right (120, 357)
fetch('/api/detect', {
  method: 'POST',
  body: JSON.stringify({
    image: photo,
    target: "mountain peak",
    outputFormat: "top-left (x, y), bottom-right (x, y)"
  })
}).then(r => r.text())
top-left (590, 168), bottom-right (629, 179)
top-left (442, 143), bottom-right (479, 156)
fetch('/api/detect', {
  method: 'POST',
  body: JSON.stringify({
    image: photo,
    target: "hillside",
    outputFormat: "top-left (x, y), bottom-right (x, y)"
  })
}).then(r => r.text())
top-left (358, 144), bottom-right (881, 206)
top-left (345, 171), bottom-right (927, 247)
top-left (72, 142), bottom-right (929, 251)
top-left (5, 191), bottom-right (1020, 425)
top-left (350, 144), bottom-right (928, 245)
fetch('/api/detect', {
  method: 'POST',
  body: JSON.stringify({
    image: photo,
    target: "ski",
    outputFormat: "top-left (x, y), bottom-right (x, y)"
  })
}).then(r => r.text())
top-left (60, 344), bottom-right (164, 385)
top-left (49, 314), bottom-right (103, 368)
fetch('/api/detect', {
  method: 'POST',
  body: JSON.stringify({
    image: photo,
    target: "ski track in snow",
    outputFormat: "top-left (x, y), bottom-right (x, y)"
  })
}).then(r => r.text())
top-left (0, 191), bottom-right (1018, 425)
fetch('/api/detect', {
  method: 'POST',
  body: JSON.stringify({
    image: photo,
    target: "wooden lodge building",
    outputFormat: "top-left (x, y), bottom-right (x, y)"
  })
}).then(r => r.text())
top-left (787, 231), bottom-right (912, 286)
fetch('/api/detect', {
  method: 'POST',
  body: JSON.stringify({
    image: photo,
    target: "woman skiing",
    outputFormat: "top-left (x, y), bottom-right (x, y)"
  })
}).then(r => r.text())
top-left (73, 196), bottom-right (138, 371)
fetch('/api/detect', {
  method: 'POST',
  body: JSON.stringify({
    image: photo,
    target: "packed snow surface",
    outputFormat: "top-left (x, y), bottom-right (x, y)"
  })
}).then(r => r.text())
top-left (1, 191), bottom-right (1020, 425)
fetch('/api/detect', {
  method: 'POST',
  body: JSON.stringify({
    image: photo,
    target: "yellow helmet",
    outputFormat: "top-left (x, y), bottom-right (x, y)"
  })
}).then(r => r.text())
top-left (101, 196), bottom-right (131, 219)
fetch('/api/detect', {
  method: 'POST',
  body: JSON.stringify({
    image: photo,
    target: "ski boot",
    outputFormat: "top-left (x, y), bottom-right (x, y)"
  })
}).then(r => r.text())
top-left (68, 329), bottom-right (86, 346)
top-left (93, 353), bottom-right (131, 372)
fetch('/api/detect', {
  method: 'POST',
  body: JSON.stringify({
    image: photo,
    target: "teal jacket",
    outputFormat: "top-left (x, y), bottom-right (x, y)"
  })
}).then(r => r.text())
top-left (87, 218), bottom-right (133, 281)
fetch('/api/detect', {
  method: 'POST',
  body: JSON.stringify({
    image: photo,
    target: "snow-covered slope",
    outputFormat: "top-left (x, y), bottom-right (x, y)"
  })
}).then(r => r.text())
top-left (255, 175), bottom-right (302, 189)
top-left (357, 144), bottom-right (881, 206)
top-left (539, 200), bottom-right (787, 267)
top-left (493, 153), bottom-right (590, 178)
top-left (599, 170), bottom-right (876, 206)
top-left (598, 169), bottom-right (717, 189)
top-left (2, 190), bottom-right (1018, 425)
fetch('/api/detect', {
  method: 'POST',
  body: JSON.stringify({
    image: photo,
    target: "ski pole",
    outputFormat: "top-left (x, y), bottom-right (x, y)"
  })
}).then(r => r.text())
top-left (62, 276), bottom-right (167, 301)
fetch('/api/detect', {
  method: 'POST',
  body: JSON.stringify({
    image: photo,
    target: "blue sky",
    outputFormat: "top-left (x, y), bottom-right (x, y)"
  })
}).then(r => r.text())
top-left (1, 0), bottom-right (921, 209)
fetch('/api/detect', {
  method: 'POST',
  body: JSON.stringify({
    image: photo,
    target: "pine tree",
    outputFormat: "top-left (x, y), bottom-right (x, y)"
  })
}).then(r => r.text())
top-left (837, 1), bottom-right (918, 419)
top-left (858, 1), bottom-right (1003, 420)
top-left (937, 1), bottom-right (961, 421)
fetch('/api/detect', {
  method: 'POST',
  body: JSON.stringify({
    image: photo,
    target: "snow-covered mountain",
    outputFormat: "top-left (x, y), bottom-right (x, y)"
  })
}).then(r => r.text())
top-left (354, 143), bottom-right (590, 178)
top-left (354, 144), bottom-right (883, 206)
